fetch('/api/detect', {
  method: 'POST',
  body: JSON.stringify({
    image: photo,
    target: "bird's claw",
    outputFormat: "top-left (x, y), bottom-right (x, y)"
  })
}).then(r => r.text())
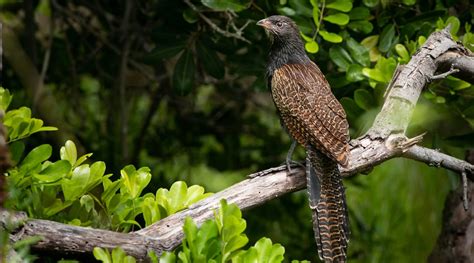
top-left (284, 159), bottom-right (304, 175)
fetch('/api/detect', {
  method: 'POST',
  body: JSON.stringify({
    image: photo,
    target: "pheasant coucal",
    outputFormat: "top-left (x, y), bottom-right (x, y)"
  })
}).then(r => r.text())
top-left (257, 15), bottom-right (350, 262)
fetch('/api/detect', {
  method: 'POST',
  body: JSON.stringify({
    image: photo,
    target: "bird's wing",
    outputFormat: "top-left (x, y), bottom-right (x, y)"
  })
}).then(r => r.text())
top-left (271, 62), bottom-right (349, 166)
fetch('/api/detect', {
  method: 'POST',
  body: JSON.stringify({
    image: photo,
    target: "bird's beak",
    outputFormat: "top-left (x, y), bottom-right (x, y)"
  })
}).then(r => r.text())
top-left (256, 19), bottom-right (272, 29)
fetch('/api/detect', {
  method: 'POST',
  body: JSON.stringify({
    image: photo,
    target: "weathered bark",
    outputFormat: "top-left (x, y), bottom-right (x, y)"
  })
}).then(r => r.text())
top-left (1, 27), bottom-right (474, 262)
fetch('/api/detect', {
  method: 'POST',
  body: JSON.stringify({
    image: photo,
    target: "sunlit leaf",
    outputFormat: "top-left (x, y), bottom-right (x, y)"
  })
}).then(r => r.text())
top-left (323, 13), bottom-right (350, 26)
top-left (305, 40), bottom-right (319, 53)
top-left (326, 0), bottom-right (352, 12)
top-left (319, 30), bottom-right (343, 43)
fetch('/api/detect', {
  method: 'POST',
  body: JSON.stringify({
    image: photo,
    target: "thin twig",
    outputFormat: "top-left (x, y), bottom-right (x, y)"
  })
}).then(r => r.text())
top-left (403, 145), bottom-right (474, 175)
top-left (462, 170), bottom-right (469, 211)
top-left (431, 66), bottom-right (460, 80)
top-left (184, 0), bottom-right (251, 43)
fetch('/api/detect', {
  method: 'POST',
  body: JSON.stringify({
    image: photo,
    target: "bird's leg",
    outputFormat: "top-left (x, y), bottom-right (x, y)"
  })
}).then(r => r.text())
top-left (286, 140), bottom-right (297, 173)
top-left (285, 140), bottom-right (303, 174)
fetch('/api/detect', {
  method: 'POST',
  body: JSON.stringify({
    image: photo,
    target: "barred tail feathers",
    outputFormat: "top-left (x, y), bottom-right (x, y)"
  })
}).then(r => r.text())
top-left (306, 149), bottom-right (350, 263)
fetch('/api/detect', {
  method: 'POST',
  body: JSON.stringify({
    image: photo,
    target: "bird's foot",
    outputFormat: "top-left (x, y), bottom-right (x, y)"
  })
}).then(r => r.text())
top-left (285, 159), bottom-right (304, 176)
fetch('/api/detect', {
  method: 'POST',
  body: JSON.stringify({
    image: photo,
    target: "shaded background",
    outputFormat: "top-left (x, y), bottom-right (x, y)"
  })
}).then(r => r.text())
top-left (2, 0), bottom-right (474, 262)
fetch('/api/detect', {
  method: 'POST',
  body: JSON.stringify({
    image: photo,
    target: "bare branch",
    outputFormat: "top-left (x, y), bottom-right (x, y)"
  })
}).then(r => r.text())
top-left (436, 51), bottom-right (474, 83)
top-left (403, 145), bottom-right (474, 175)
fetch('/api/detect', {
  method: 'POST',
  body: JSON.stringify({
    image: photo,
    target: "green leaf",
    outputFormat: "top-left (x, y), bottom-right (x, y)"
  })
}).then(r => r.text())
top-left (329, 46), bottom-right (353, 71)
top-left (305, 40), bottom-right (319, 53)
top-left (196, 41), bottom-right (225, 79)
top-left (446, 16), bottom-right (460, 36)
top-left (44, 199), bottom-right (73, 217)
top-left (93, 247), bottom-right (111, 263)
top-left (143, 197), bottom-right (161, 226)
top-left (361, 35), bottom-right (379, 49)
top-left (340, 97), bottom-right (363, 120)
top-left (395, 44), bottom-right (410, 63)
top-left (326, 0), bottom-right (352, 12)
top-left (183, 8), bottom-right (198, 24)
top-left (323, 13), bottom-right (350, 26)
top-left (120, 165), bottom-right (152, 198)
top-left (312, 6), bottom-right (320, 27)
top-left (89, 161), bottom-right (106, 185)
top-left (0, 88), bottom-right (12, 111)
top-left (363, 0), bottom-right (379, 8)
top-left (201, 0), bottom-right (251, 12)
top-left (145, 44), bottom-right (185, 63)
top-left (288, 0), bottom-right (313, 17)
top-left (434, 96), bottom-right (446, 104)
top-left (346, 64), bottom-right (364, 82)
top-left (216, 199), bottom-right (248, 261)
top-left (33, 160), bottom-right (71, 183)
top-left (173, 50), bottom-right (195, 95)
top-left (354, 89), bottom-right (376, 110)
top-left (319, 30), bottom-right (343, 43)
top-left (349, 7), bottom-right (370, 20)
top-left (60, 140), bottom-right (77, 166)
top-left (159, 252), bottom-right (176, 263)
top-left (348, 21), bottom-right (373, 34)
top-left (9, 141), bottom-right (25, 165)
top-left (112, 247), bottom-right (130, 263)
top-left (231, 237), bottom-right (285, 262)
top-left (75, 153), bottom-right (93, 168)
top-left (362, 57), bottom-right (396, 83)
top-left (278, 7), bottom-right (296, 16)
top-left (62, 165), bottom-right (91, 201)
top-left (79, 194), bottom-right (95, 212)
top-left (444, 76), bottom-right (471, 91)
top-left (20, 144), bottom-right (52, 173)
top-left (346, 38), bottom-right (370, 66)
top-left (378, 24), bottom-right (396, 53)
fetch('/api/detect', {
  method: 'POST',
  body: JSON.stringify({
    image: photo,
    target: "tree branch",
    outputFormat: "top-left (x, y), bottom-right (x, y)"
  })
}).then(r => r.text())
top-left (403, 145), bottom-right (474, 176)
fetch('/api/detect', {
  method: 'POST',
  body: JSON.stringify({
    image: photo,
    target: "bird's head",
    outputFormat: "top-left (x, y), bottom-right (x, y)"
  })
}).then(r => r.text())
top-left (256, 15), bottom-right (300, 41)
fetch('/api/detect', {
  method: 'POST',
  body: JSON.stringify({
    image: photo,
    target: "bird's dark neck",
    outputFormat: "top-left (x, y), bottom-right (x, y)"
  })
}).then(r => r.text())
top-left (266, 36), bottom-right (310, 77)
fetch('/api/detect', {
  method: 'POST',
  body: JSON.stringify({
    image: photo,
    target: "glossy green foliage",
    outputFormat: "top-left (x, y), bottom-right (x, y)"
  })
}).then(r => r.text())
top-left (158, 199), bottom-right (306, 263)
top-left (0, 88), bottom-right (57, 143)
top-left (93, 247), bottom-right (136, 263)
top-left (95, 200), bottom-right (305, 263)
top-left (232, 237), bottom-right (285, 262)
top-left (142, 182), bottom-right (212, 226)
top-left (4, 100), bottom-right (213, 231)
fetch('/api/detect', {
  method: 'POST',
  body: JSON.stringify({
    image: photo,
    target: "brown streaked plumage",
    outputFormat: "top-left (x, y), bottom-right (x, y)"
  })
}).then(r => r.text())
top-left (258, 15), bottom-right (350, 262)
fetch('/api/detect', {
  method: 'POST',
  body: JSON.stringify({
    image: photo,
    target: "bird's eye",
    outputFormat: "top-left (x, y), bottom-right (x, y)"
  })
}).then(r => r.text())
top-left (276, 22), bottom-right (283, 27)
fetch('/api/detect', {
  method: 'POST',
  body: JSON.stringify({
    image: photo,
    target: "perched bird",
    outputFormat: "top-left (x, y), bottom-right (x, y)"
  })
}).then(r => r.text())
top-left (257, 15), bottom-right (350, 262)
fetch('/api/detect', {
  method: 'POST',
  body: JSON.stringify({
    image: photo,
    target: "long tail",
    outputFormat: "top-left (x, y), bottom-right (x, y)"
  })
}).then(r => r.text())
top-left (306, 148), bottom-right (350, 263)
